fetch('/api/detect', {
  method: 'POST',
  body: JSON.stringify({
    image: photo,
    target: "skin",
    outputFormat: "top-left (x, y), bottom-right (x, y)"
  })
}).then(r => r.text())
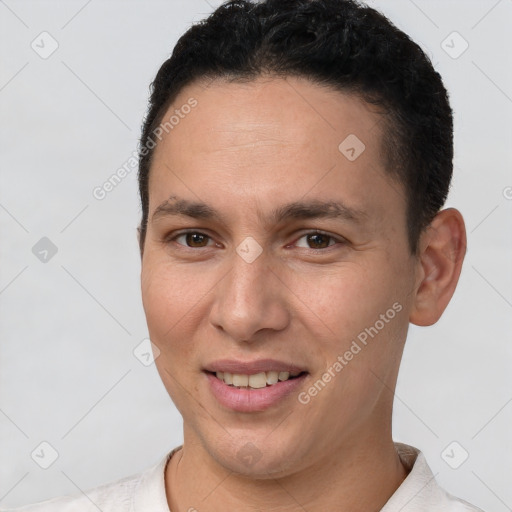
top-left (139, 75), bottom-right (466, 511)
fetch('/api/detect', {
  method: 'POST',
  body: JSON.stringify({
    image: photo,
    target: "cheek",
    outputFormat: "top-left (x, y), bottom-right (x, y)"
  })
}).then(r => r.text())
top-left (141, 264), bottom-right (173, 337)
top-left (141, 260), bottom-right (200, 355)
top-left (295, 261), bottom-right (408, 378)
top-left (141, 262), bottom-right (203, 408)
top-left (289, 264), bottom-right (388, 341)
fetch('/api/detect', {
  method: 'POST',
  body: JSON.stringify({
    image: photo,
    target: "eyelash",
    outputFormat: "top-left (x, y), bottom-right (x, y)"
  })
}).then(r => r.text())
top-left (165, 229), bottom-right (346, 252)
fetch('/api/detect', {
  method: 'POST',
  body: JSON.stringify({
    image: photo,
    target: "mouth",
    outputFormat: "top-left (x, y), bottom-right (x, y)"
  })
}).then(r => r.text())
top-left (206, 370), bottom-right (307, 390)
top-left (203, 360), bottom-right (309, 412)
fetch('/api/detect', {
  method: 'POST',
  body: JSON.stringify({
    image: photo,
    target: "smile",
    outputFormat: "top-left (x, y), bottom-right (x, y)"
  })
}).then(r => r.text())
top-left (211, 370), bottom-right (304, 389)
top-left (204, 367), bottom-right (309, 412)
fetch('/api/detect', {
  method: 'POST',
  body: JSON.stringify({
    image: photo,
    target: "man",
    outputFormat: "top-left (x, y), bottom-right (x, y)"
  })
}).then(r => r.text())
top-left (6, 0), bottom-right (485, 510)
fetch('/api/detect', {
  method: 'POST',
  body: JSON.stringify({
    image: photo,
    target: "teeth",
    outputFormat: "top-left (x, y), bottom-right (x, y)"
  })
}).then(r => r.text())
top-left (266, 371), bottom-right (279, 385)
top-left (248, 373), bottom-right (267, 389)
top-left (214, 370), bottom-right (303, 389)
top-left (232, 374), bottom-right (249, 387)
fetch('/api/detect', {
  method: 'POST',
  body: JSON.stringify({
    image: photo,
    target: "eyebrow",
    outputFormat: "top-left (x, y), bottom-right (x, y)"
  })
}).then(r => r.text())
top-left (151, 195), bottom-right (367, 227)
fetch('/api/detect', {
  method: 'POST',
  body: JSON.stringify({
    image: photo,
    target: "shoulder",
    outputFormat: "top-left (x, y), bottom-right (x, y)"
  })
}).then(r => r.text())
top-left (386, 442), bottom-right (488, 512)
top-left (437, 488), bottom-right (487, 512)
top-left (1, 448), bottom-right (179, 512)
top-left (1, 472), bottom-right (142, 512)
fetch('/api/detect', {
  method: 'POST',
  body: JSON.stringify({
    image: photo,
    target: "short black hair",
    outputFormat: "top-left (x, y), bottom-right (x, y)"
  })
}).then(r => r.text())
top-left (137, 0), bottom-right (453, 255)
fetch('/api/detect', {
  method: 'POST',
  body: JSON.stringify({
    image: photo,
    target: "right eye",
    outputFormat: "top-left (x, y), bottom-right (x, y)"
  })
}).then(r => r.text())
top-left (167, 231), bottom-right (216, 249)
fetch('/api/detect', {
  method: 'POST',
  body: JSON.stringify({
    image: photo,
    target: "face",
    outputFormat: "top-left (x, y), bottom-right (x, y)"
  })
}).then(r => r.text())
top-left (140, 76), bottom-right (420, 477)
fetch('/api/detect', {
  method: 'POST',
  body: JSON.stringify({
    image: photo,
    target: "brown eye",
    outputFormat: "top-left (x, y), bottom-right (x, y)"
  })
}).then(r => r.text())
top-left (295, 231), bottom-right (339, 250)
top-left (172, 231), bottom-right (213, 248)
top-left (185, 233), bottom-right (209, 247)
top-left (306, 233), bottom-right (332, 249)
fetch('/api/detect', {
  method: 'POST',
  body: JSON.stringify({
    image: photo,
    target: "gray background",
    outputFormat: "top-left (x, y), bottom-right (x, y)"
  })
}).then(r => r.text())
top-left (0, 0), bottom-right (511, 509)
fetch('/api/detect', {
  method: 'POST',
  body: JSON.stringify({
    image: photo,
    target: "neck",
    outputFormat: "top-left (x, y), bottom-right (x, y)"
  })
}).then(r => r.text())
top-left (165, 431), bottom-right (409, 512)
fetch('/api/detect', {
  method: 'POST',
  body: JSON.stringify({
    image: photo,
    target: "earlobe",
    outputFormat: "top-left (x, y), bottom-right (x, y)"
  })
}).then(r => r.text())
top-left (409, 208), bottom-right (467, 326)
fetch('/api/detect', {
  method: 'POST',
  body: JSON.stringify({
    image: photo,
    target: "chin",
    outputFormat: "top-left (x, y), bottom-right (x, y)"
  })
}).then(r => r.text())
top-left (202, 430), bottom-right (309, 479)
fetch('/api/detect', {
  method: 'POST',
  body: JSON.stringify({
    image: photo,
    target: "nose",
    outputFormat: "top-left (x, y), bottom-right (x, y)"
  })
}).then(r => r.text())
top-left (209, 245), bottom-right (290, 343)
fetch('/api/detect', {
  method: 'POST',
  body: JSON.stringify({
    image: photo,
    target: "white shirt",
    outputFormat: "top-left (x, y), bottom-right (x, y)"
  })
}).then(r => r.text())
top-left (4, 442), bottom-right (485, 511)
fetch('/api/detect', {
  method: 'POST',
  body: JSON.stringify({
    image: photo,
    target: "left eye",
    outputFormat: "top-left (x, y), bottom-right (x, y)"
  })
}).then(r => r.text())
top-left (294, 232), bottom-right (339, 250)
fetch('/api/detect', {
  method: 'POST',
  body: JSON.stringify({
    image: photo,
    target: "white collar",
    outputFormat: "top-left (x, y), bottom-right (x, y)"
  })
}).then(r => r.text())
top-left (131, 442), bottom-right (482, 511)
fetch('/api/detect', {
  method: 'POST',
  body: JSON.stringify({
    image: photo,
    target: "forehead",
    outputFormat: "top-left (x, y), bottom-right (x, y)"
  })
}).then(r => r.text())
top-left (153, 75), bottom-right (382, 165)
top-left (148, 76), bottom-right (404, 226)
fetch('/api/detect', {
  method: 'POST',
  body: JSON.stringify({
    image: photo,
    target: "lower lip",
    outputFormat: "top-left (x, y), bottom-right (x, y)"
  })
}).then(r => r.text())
top-left (205, 372), bottom-right (308, 412)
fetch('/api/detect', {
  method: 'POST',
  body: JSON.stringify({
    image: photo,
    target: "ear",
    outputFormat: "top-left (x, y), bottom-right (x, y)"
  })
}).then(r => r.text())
top-left (409, 208), bottom-right (467, 326)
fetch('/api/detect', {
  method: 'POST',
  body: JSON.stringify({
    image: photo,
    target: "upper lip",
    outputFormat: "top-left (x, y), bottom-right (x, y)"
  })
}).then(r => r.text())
top-left (204, 359), bottom-right (308, 375)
